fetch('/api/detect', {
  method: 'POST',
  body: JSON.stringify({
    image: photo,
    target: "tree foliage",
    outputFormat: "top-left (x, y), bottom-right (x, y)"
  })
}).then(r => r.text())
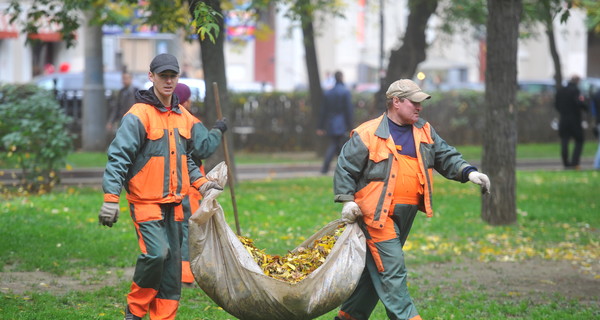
top-left (6, 0), bottom-right (221, 48)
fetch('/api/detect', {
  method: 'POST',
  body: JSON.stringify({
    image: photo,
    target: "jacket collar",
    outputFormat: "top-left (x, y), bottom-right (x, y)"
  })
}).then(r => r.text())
top-left (375, 112), bottom-right (426, 139)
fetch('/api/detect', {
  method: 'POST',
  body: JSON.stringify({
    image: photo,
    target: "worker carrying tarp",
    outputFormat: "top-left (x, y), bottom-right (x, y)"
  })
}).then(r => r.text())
top-left (188, 162), bottom-right (366, 320)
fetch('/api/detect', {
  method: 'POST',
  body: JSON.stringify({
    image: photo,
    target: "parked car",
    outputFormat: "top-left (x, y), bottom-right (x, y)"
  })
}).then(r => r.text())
top-left (31, 71), bottom-right (145, 134)
top-left (580, 77), bottom-right (600, 97)
top-left (228, 81), bottom-right (273, 93)
top-left (518, 79), bottom-right (556, 94)
top-left (32, 71), bottom-right (145, 98)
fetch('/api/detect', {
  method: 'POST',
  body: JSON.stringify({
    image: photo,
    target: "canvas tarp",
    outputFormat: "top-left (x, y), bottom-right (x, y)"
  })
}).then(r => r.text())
top-left (188, 162), bottom-right (366, 320)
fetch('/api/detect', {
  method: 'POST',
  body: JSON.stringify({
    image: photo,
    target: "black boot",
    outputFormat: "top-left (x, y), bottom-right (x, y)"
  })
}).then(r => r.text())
top-left (124, 305), bottom-right (142, 320)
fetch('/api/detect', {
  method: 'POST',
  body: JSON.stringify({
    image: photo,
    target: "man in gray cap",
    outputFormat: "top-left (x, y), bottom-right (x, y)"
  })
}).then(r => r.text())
top-left (98, 53), bottom-right (225, 320)
top-left (333, 79), bottom-right (490, 320)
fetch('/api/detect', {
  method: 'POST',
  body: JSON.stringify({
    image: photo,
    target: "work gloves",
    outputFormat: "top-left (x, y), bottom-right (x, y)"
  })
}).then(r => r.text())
top-left (213, 118), bottom-right (228, 133)
top-left (468, 171), bottom-right (491, 194)
top-left (341, 201), bottom-right (362, 224)
top-left (98, 202), bottom-right (120, 227)
top-left (199, 180), bottom-right (223, 197)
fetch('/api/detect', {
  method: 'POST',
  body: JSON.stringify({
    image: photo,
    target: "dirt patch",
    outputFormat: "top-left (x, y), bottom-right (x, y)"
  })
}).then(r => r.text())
top-left (1, 259), bottom-right (599, 306)
top-left (412, 258), bottom-right (600, 306)
top-left (0, 267), bottom-right (134, 296)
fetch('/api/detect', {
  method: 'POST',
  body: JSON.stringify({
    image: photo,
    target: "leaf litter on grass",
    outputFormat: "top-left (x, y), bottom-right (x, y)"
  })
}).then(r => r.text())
top-left (405, 221), bottom-right (600, 279)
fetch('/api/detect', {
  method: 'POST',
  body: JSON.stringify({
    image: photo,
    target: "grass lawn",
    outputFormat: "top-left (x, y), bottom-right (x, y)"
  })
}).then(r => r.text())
top-left (1, 142), bottom-right (597, 169)
top-left (1, 168), bottom-right (599, 319)
top-left (60, 141), bottom-right (600, 168)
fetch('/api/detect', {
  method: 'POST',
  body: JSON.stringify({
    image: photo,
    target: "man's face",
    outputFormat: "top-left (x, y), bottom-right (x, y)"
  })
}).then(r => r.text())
top-left (149, 71), bottom-right (179, 97)
top-left (392, 96), bottom-right (422, 125)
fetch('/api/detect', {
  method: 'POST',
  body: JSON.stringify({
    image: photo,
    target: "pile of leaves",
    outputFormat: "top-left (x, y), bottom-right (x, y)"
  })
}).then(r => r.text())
top-left (238, 225), bottom-right (346, 283)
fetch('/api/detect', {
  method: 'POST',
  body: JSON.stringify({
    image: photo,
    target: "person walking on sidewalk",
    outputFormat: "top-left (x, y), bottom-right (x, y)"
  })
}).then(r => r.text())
top-left (554, 75), bottom-right (588, 169)
top-left (316, 71), bottom-right (353, 174)
top-left (333, 79), bottom-right (491, 320)
top-left (106, 71), bottom-right (138, 134)
top-left (173, 83), bottom-right (225, 286)
top-left (98, 53), bottom-right (223, 320)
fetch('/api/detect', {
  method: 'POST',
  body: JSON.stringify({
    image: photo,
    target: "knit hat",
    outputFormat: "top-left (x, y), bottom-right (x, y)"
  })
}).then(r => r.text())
top-left (174, 83), bottom-right (191, 103)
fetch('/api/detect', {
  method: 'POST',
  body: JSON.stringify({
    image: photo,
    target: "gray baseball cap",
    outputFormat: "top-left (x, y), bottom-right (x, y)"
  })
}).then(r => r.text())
top-left (386, 79), bottom-right (431, 103)
top-left (150, 53), bottom-right (180, 74)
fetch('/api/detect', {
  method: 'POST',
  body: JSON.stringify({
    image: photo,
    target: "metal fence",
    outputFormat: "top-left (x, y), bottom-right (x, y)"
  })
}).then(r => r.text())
top-left (51, 89), bottom-right (584, 152)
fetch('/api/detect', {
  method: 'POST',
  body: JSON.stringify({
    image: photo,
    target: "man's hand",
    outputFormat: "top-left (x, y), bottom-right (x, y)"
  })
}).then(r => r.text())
top-left (98, 202), bottom-right (120, 227)
top-left (468, 171), bottom-right (491, 194)
top-left (199, 181), bottom-right (223, 196)
top-left (213, 118), bottom-right (228, 133)
top-left (341, 201), bottom-right (362, 224)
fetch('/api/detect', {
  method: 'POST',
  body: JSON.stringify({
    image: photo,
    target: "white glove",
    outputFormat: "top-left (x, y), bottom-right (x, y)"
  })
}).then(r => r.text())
top-left (468, 171), bottom-right (490, 194)
top-left (198, 180), bottom-right (223, 196)
top-left (341, 201), bottom-right (362, 224)
top-left (98, 202), bottom-right (120, 227)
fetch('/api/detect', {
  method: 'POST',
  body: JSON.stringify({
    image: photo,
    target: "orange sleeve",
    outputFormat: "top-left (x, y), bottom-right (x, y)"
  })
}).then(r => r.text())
top-left (104, 193), bottom-right (120, 203)
top-left (191, 177), bottom-right (208, 190)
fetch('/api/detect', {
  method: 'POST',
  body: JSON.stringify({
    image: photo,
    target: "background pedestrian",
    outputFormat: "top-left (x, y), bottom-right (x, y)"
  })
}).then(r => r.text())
top-left (316, 71), bottom-right (353, 174)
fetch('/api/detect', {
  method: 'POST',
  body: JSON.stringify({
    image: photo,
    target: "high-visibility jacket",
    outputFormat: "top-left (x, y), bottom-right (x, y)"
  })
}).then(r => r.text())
top-left (334, 113), bottom-right (472, 229)
top-left (103, 89), bottom-right (217, 205)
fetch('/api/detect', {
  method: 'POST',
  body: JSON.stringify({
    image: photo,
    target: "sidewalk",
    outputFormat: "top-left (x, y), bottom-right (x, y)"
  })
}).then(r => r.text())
top-left (0, 158), bottom-right (595, 186)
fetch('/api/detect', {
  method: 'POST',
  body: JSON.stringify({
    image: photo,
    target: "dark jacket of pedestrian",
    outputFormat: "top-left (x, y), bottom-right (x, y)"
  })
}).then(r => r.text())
top-left (554, 76), bottom-right (588, 168)
top-left (107, 73), bottom-right (138, 131)
top-left (554, 79), bottom-right (587, 125)
top-left (318, 79), bottom-right (353, 136)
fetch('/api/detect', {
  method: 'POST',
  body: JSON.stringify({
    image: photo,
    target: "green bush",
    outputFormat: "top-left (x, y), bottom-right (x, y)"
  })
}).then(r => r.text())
top-left (216, 90), bottom-right (564, 152)
top-left (0, 84), bottom-right (74, 193)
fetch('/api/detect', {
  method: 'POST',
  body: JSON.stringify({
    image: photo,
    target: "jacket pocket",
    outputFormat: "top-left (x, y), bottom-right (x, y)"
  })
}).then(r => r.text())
top-left (145, 129), bottom-right (166, 156)
top-left (364, 153), bottom-right (390, 182)
top-left (177, 127), bottom-right (191, 151)
top-left (148, 128), bottom-right (165, 140)
top-left (178, 127), bottom-right (191, 139)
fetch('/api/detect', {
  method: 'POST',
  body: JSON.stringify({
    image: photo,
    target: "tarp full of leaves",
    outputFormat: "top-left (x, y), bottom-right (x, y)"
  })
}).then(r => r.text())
top-left (188, 163), bottom-right (366, 320)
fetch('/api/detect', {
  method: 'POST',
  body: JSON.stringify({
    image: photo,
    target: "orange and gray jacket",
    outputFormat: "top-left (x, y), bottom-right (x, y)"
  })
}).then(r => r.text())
top-left (334, 113), bottom-right (472, 229)
top-left (103, 88), bottom-right (221, 204)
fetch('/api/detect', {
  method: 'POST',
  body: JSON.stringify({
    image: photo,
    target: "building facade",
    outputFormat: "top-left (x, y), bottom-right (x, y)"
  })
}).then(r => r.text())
top-left (0, 0), bottom-right (593, 92)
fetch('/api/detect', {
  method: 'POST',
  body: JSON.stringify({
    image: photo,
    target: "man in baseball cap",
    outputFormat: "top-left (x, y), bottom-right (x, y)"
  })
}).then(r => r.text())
top-left (100, 52), bottom-right (223, 320)
top-left (332, 78), bottom-right (490, 320)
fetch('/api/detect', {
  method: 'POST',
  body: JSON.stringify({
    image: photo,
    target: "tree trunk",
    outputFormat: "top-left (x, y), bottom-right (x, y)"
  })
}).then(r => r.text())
top-left (195, 0), bottom-right (235, 174)
top-left (481, 0), bottom-right (522, 225)
top-left (542, 3), bottom-right (563, 89)
top-left (300, 11), bottom-right (324, 127)
top-left (81, 12), bottom-right (108, 151)
top-left (375, 0), bottom-right (438, 110)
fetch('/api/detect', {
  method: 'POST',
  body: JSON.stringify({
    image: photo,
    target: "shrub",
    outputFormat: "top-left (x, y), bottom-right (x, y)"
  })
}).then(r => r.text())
top-left (0, 84), bottom-right (74, 193)
top-left (221, 90), bottom-right (560, 152)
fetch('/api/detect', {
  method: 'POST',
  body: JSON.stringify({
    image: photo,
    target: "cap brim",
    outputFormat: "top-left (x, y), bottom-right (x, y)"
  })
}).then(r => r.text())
top-left (407, 92), bottom-right (431, 103)
top-left (153, 65), bottom-right (180, 74)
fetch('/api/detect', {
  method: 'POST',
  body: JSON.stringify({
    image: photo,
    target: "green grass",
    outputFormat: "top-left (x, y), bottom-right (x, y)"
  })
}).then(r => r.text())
top-left (1, 142), bottom-right (597, 169)
top-left (1, 170), bottom-right (599, 319)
